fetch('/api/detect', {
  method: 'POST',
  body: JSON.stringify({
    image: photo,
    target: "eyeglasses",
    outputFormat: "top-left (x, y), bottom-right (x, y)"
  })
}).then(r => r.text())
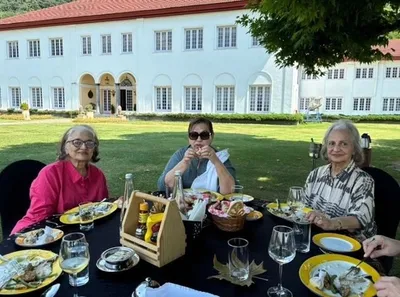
top-left (67, 139), bottom-right (97, 149)
top-left (188, 131), bottom-right (212, 140)
top-left (327, 141), bottom-right (350, 149)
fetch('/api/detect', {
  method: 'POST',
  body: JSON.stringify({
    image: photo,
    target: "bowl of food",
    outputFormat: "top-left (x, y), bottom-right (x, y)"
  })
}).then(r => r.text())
top-left (101, 247), bottom-right (139, 271)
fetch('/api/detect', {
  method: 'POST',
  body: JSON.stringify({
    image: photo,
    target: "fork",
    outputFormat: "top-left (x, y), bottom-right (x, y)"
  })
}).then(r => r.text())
top-left (345, 238), bottom-right (377, 276)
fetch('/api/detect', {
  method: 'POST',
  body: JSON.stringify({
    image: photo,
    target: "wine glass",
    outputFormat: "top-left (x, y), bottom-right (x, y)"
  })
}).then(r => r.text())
top-left (268, 225), bottom-right (296, 297)
top-left (59, 233), bottom-right (90, 297)
top-left (287, 186), bottom-right (305, 211)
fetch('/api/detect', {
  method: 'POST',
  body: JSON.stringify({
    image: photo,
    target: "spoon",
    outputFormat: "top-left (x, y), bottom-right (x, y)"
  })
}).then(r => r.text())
top-left (41, 283), bottom-right (60, 297)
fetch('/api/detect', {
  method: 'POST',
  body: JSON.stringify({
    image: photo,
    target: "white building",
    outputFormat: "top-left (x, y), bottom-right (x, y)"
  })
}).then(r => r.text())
top-left (0, 0), bottom-right (298, 115)
top-left (0, 0), bottom-right (399, 115)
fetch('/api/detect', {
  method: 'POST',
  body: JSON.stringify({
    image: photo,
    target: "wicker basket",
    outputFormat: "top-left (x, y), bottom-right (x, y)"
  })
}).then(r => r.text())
top-left (211, 214), bottom-right (246, 232)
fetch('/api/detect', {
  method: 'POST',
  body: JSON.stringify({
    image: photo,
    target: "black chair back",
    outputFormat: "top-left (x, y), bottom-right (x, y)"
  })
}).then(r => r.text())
top-left (0, 159), bottom-right (46, 236)
top-left (362, 166), bottom-right (400, 273)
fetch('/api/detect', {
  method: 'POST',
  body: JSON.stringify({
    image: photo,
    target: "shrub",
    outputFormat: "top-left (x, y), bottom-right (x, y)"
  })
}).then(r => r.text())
top-left (85, 104), bottom-right (93, 112)
top-left (20, 102), bottom-right (29, 110)
top-left (111, 104), bottom-right (116, 114)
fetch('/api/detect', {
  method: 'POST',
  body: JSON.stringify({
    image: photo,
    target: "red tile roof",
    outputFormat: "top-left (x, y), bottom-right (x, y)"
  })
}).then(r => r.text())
top-left (0, 0), bottom-right (247, 31)
top-left (376, 39), bottom-right (400, 60)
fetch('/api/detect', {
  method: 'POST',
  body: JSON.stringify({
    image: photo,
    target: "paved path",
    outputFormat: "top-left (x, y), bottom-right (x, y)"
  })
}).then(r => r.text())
top-left (0, 118), bottom-right (73, 125)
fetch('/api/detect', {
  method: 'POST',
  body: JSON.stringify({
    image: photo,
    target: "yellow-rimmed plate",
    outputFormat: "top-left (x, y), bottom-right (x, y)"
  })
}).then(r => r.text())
top-left (223, 193), bottom-right (255, 203)
top-left (15, 228), bottom-right (64, 248)
top-left (246, 210), bottom-right (263, 221)
top-left (60, 202), bottom-right (118, 224)
top-left (313, 233), bottom-right (362, 253)
top-left (265, 202), bottom-right (312, 223)
top-left (0, 249), bottom-right (62, 295)
top-left (299, 254), bottom-right (379, 297)
top-left (184, 188), bottom-right (224, 202)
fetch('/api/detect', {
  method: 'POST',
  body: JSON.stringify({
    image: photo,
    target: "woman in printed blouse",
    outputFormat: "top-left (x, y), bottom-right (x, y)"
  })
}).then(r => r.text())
top-left (304, 119), bottom-right (377, 240)
top-left (157, 117), bottom-right (236, 195)
top-left (11, 125), bottom-right (109, 234)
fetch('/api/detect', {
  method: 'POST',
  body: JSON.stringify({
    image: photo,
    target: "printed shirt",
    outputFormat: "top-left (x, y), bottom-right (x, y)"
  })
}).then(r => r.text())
top-left (11, 160), bottom-right (109, 234)
top-left (304, 160), bottom-right (377, 240)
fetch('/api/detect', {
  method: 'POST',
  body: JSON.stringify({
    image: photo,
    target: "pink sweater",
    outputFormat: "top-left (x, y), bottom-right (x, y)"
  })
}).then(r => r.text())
top-left (12, 160), bottom-right (109, 234)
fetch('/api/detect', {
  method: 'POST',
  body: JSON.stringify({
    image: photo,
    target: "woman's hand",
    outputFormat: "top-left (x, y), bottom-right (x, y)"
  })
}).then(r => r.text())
top-left (375, 277), bottom-right (400, 297)
top-left (182, 148), bottom-right (197, 164)
top-left (363, 235), bottom-right (400, 258)
top-left (306, 210), bottom-right (335, 230)
top-left (198, 146), bottom-right (217, 162)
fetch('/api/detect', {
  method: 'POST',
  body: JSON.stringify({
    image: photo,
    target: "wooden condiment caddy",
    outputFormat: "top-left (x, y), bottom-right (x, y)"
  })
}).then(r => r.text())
top-left (120, 191), bottom-right (186, 267)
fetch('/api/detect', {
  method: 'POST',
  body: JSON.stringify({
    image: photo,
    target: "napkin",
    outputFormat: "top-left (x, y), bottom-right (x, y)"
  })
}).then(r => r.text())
top-left (0, 259), bottom-right (25, 288)
top-left (188, 199), bottom-right (207, 221)
top-left (36, 226), bottom-right (59, 245)
top-left (146, 283), bottom-right (219, 297)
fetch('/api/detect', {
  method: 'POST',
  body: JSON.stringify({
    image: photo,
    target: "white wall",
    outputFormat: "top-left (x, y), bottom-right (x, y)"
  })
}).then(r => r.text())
top-left (0, 10), bottom-right (297, 114)
top-left (299, 61), bottom-right (400, 115)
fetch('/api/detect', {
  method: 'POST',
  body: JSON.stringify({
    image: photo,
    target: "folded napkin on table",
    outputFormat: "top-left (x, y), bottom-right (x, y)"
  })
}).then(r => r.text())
top-left (146, 283), bottom-right (219, 297)
top-left (36, 226), bottom-right (60, 245)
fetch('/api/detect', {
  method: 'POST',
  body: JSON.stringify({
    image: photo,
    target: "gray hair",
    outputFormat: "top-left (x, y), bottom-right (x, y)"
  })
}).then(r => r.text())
top-left (57, 125), bottom-right (100, 163)
top-left (320, 119), bottom-right (364, 166)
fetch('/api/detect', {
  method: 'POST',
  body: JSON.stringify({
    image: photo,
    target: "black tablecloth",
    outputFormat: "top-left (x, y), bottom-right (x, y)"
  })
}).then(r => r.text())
top-left (0, 204), bottom-right (363, 297)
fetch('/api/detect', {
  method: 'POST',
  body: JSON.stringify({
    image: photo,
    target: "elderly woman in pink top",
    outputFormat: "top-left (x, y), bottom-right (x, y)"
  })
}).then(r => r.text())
top-left (11, 125), bottom-right (109, 234)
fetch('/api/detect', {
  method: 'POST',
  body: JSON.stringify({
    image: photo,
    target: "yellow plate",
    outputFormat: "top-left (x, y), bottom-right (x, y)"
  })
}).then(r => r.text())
top-left (0, 249), bottom-right (62, 295)
top-left (312, 233), bottom-right (362, 253)
top-left (265, 202), bottom-right (312, 222)
top-left (60, 202), bottom-right (118, 224)
top-left (223, 193), bottom-right (255, 203)
top-left (15, 228), bottom-right (64, 248)
top-left (246, 210), bottom-right (263, 221)
top-left (299, 254), bottom-right (379, 297)
top-left (184, 188), bottom-right (224, 202)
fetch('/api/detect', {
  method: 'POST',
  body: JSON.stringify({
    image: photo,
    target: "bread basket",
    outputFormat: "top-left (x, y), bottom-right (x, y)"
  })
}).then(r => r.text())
top-left (211, 214), bottom-right (246, 232)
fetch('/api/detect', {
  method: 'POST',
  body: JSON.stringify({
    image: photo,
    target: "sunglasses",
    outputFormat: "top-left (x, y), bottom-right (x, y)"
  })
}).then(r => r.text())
top-left (67, 139), bottom-right (97, 149)
top-left (188, 131), bottom-right (212, 140)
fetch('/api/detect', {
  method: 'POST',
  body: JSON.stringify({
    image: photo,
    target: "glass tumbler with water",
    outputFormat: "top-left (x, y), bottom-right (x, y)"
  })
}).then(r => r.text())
top-left (268, 225), bottom-right (296, 297)
top-left (59, 232), bottom-right (90, 294)
top-left (79, 203), bottom-right (94, 231)
top-left (231, 185), bottom-right (244, 201)
top-left (228, 238), bottom-right (249, 282)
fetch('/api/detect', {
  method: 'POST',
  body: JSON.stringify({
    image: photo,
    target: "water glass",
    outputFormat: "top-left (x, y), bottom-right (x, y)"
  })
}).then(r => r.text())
top-left (79, 203), bottom-right (94, 231)
top-left (293, 222), bottom-right (311, 253)
top-left (59, 233), bottom-right (90, 297)
top-left (287, 186), bottom-right (305, 211)
top-left (268, 226), bottom-right (296, 297)
top-left (228, 238), bottom-right (249, 282)
top-left (231, 185), bottom-right (244, 201)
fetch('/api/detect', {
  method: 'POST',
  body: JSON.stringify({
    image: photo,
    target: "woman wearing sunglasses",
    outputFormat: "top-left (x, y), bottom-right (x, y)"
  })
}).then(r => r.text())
top-left (11, 125), bottom-right (109, 234)
top-left (157, 118), bottom-right (236, 195)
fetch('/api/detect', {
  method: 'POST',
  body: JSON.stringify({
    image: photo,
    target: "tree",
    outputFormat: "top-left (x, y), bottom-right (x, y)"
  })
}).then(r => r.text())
top-left (237, 0), bottom-right (400, 76)
top-left (0, 0), bottom-right (72, 19)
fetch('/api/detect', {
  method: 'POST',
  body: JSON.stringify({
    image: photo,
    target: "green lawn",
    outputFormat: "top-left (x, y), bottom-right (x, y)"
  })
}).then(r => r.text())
top-left (0, 120), bottom-right (399, 273)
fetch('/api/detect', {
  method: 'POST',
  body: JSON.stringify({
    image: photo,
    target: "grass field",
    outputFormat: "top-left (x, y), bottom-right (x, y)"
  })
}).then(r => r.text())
top-left (0, 120), bottom-right (399, 273)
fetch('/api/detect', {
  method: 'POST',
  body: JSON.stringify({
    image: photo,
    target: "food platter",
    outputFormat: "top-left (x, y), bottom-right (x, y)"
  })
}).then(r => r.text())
top-left (14, 227), bottom-right (63, 248)
top-left (59, 202), bottom-right (117, 224)
top-left (223, 193), bottom-right (255, 203)
top-left (299, 254), bottom-right (379, 297)
top-left (265, 202), bottom-right (312, 224)
top-left (183, 189), bottom-right (224, 203)
top-left (0, 249), bottom-right (62, 295)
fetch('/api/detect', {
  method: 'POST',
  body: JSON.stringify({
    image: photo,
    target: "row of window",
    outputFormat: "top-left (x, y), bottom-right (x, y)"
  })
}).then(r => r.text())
top-left (300, 97), bottom-right (400, 112)
top-left (1, 85), bottom-right (271, 113)
top-left (302, 66), bottom-right (400, 80)
top-left (6, 26), bottom-right (261, 59)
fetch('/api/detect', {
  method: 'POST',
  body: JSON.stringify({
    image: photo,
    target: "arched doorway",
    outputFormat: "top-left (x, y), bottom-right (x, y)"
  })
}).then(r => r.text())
top-left (79, 74), bottom-right (96, 109)
top-left (118, 74), bottom-right (136, 112)
top-left (99, 74), bottom-right (115, 114)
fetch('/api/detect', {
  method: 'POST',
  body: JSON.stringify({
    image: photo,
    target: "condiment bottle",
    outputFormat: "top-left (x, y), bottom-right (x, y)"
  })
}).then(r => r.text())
top-left (172, 170), bottom-right (186, 214)
top-left (120, 173), bottom-right (134, 232)
top-left (135, 201), bottom-right (149, 239)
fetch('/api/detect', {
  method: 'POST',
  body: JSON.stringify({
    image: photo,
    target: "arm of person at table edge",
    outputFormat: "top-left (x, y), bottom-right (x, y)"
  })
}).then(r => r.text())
top-left (157, 147), bottom-right (236, 194)
top-left (305, 173), bottom-right (375, 231)
top-left (11, 167), bottom-right (60, 234)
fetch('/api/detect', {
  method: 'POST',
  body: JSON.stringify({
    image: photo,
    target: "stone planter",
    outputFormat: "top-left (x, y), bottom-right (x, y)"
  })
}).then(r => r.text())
top-left (86, 111), bottom-right (94, 119)
top-left (22, 110), bottom-right (31, 120)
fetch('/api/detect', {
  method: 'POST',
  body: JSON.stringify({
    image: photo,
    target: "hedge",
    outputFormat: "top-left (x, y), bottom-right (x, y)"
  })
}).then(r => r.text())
top-left (1, 109), bottom-right (79, 118)
top-left (317, 114), bottom-right (400, 123)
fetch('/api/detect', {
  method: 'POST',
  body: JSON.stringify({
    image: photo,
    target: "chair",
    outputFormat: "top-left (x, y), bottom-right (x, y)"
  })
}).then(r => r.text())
top-left (362, 166), bottom-right (400, 273)
top-left (0, 159), bottom-right (46, 237)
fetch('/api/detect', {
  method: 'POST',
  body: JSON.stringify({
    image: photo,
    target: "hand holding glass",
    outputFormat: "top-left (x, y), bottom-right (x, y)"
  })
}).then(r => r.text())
top-left (59, 233), bottom-right (90, 297)
top-left (268, 226), bottom-right (296, 297)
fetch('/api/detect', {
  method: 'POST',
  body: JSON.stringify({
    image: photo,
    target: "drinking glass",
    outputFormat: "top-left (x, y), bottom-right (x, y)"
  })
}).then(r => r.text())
top-left (268, 225), bottom-right (296, 297)
top-left (79, 203), bottom-right (94, 231)
top-left (59, 232), bottom-right (90, 297)
top-left (287, 186), bottom-right (305, 211)
top-left (231, 185), bottom-right (244, 201)
top-left (228, 238), bottom-right (249, 282)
